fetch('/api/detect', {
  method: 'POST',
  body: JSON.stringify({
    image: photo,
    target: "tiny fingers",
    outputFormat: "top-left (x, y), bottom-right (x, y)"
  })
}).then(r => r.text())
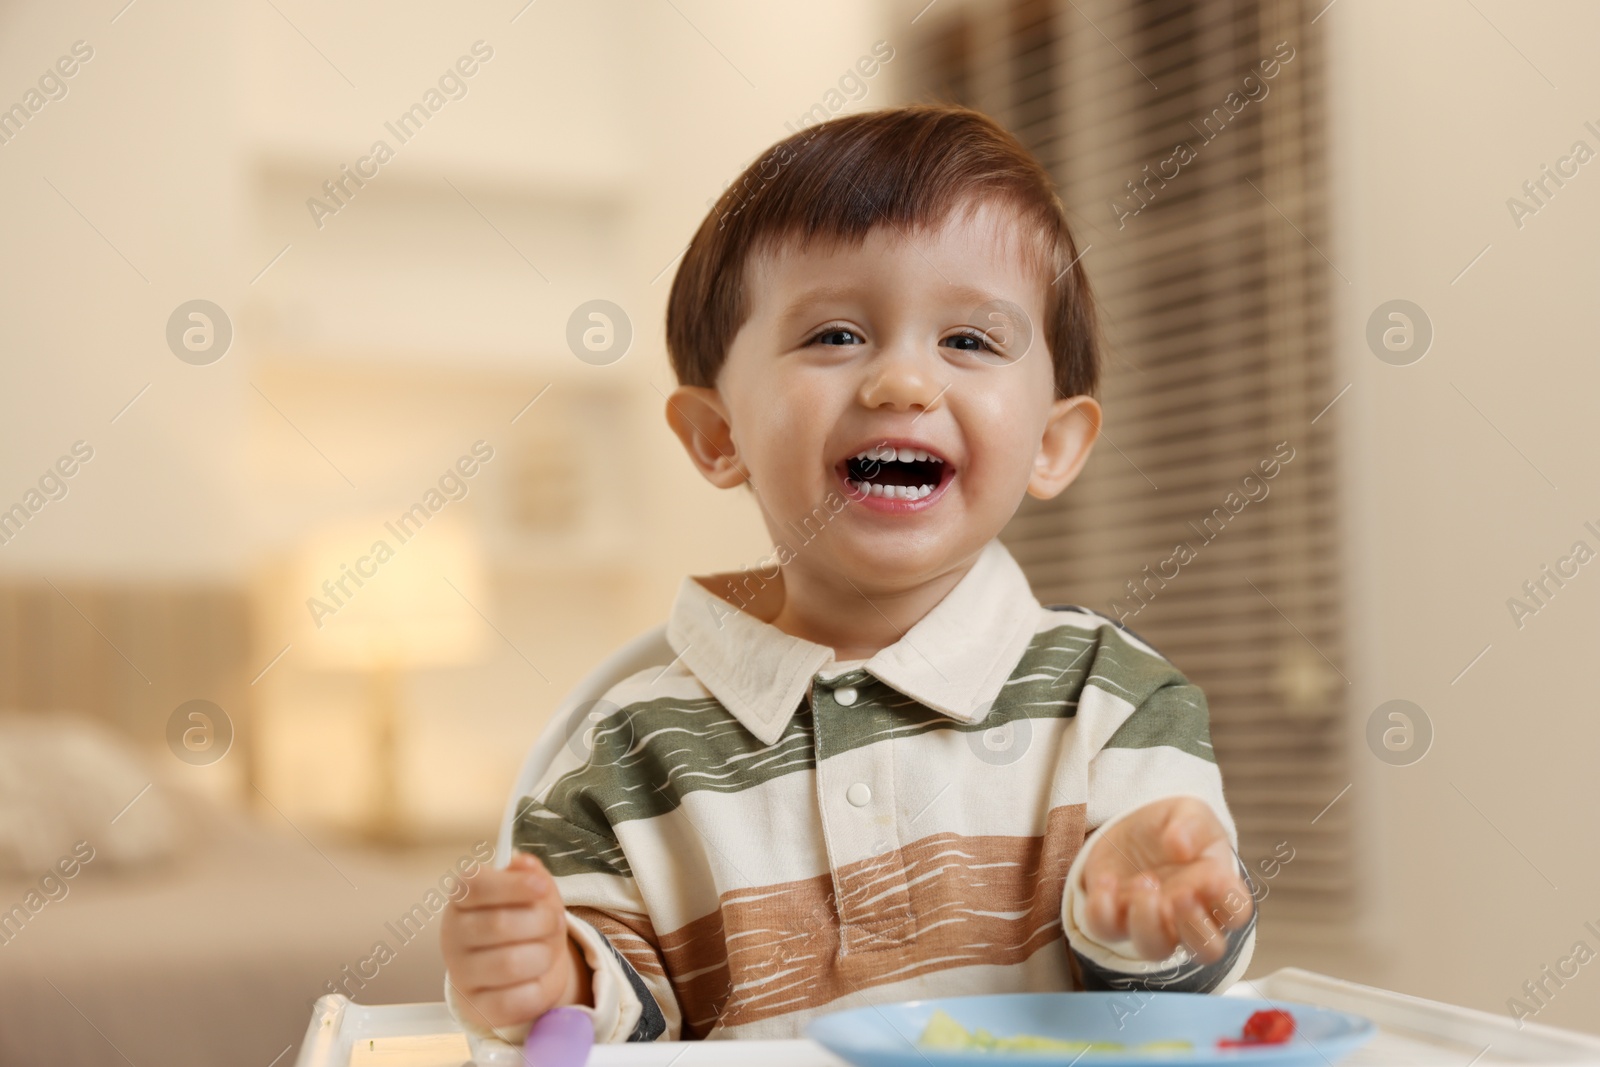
top-left (463, 938), bottom-right (564, 990)
top-left (454, 865), bottom-right (554, 910)
top-left (1160, 817), bottom-right (1198, 865)
top-left (455, 899), bottom-right (565, 949)
top-left (1176, 894), bottom-right (1226, 963)
top-left (1081, 872), bottom-right (1126, 944)
top-left (456, 976), bottom-right (554, 1030)
top-left (1200, 867), bottom-right (1255, 930)
top-left (1126, 875), bottom-right (1177, 960)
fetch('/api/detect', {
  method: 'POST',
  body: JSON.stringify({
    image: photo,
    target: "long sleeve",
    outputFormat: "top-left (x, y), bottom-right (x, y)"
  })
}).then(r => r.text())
top-left (1055, 667), bottom-right (1257, 992)
top-left (521, 793), bottom-right (677, 1042)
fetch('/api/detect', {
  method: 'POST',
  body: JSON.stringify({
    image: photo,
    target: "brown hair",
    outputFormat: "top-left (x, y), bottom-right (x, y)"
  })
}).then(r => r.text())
top-left (665, 105), bottom-right (1100, 399)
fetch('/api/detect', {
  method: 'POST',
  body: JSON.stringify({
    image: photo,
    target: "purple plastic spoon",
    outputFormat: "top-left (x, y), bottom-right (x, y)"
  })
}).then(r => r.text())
top-left (522, 1006), bottom-right (594, 1067)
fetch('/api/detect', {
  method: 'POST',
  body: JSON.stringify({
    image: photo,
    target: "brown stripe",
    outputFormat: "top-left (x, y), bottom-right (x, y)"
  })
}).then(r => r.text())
top-left (653, 803), bottom-right (1087, 1036)
top-left (568, 906), bottom-right (666, 978)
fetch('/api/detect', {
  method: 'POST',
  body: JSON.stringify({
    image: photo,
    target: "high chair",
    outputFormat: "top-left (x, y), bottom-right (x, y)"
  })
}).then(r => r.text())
top-left (493, 624), bottom-right (674, 863)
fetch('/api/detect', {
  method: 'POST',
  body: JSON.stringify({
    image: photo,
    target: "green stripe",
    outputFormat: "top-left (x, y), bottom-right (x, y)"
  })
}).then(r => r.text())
top-left (1100, 681), bottom-right (1215, 762)
top-left (512, 797), bottom-right (634, 878)
top-left (537, 618), bottom-right (1207, 831)
top-left (541, 694), bottom-right (815, 833)
top-left (1078, 622), bottom-right (1215, 763)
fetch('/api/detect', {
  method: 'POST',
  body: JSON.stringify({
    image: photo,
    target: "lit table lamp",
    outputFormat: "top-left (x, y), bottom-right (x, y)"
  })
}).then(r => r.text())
top-left (291, 515), bottom-right (490, 844)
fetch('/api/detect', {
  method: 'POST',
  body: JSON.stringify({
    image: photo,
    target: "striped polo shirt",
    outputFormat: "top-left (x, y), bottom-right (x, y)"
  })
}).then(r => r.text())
top-left (457, 539), bottom-right (1255, 1044)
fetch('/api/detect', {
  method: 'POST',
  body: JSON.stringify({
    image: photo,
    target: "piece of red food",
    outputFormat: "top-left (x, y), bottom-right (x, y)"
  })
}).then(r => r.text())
top-left (1217, 1009), bottom-right (1296, 1048)
top-left (1242, 1010), bottom-right (1295, 1043)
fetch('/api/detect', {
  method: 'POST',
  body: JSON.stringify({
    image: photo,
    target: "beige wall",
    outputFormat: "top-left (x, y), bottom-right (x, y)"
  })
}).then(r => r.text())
top-left (1323, 0), bottom-right (1600, 1033)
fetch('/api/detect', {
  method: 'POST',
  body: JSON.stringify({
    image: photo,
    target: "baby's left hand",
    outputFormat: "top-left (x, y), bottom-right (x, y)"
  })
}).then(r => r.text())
top-left (1078, 796), bottom-right (1252, 964)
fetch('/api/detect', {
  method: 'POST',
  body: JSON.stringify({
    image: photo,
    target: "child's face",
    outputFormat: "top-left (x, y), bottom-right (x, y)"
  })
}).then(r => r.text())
top-left (668, 199), bottom-right (1100, 590)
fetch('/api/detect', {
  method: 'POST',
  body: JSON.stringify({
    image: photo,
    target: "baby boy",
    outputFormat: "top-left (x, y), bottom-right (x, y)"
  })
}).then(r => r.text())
top-left (440, 104), bottom-right (1257, 1044)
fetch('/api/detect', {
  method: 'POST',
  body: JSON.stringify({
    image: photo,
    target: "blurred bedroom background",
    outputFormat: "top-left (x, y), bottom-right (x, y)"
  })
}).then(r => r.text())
top-left (2, 0), bottom-right (1597, 1062)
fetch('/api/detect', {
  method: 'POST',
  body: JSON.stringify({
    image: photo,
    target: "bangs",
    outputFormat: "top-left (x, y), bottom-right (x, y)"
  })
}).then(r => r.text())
top-left (743, 191), bottom-right (1061, 297)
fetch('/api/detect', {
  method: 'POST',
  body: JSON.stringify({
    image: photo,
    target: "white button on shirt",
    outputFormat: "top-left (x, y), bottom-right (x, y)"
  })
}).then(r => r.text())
top-left (833, 685), bottom-right (859, 706)
top-left (846, 782), bottom-right (872, 806)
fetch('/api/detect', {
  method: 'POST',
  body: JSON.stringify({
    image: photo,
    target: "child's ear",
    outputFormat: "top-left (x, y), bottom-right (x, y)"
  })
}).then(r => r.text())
top-left (664, 385), bottom-right (749, 490)
top-left (1027, 394), bottom-right (1101, 500)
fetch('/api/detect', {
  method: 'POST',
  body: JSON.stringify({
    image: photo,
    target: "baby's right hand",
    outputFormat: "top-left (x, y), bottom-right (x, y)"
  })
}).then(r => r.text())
top-left (441, 851), bottom-right (593, 1033)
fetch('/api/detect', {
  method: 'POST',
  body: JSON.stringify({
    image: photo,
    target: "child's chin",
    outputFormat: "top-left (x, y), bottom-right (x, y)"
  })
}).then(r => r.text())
top-left (835, 533), bottom-right (966, 582)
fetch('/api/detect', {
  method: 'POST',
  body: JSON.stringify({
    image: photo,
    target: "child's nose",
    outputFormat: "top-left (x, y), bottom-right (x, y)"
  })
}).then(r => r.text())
top-left (856, 343), bottom-right (947, 414)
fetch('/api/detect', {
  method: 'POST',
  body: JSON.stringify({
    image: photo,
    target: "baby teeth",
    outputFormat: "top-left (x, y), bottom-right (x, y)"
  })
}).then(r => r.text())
top-left (850, 481), bottom-right (937, 500)
top-left (851, 446), bottom-right (942, 463)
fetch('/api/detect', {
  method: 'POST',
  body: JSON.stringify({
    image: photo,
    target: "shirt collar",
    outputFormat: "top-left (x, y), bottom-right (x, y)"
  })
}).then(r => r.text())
top-left (664, 539), bottom-right (1041, 745)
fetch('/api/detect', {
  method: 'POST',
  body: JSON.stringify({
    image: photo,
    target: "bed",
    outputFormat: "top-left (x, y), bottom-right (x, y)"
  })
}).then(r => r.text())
top-left (0, 711), bottom-right (472, 1067)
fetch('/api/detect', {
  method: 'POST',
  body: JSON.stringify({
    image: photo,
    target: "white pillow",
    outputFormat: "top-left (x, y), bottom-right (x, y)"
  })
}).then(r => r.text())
top-left (0, 711), bottom-right (189, 876)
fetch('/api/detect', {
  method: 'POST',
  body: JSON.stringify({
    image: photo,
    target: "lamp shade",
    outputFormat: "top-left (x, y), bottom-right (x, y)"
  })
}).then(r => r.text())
top-left (289, 514), bottom-right (491, 671)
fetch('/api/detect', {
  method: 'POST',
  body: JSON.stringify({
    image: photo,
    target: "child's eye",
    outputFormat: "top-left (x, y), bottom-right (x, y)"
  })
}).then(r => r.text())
top-left (810, 328), bottom-right (865, 346)
top-left (942, 328), bottom-right (1010, 361)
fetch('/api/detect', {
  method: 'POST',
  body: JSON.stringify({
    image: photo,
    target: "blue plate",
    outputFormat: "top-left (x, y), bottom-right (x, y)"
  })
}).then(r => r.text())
top-left (806, 992), bottom-right (1375, 1067)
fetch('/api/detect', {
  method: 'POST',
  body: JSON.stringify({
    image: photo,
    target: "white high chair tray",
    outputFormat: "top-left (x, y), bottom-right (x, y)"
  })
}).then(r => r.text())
top-left (293, 968), bottom-right (1600, 1067)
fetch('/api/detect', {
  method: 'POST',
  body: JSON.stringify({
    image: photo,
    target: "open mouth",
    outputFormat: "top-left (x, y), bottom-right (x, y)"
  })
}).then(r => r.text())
top-left (840, 444), bottom-right (951, 501)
